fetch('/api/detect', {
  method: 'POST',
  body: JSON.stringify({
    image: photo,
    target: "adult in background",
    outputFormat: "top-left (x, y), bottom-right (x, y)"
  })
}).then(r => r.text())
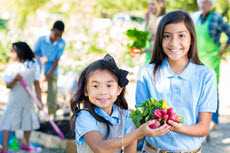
top-left (144, 0), bottom-right (166, 64)
top-left (34, 20), bottom-right (65, 115)
top-left (193, 0), bottom-right (230, 129)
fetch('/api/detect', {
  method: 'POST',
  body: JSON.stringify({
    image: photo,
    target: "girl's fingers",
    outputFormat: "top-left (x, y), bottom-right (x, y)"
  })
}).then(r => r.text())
top-left (148, 123), bottom-right (170, 136)
top-left (167, 120), bottom-right (177, 126)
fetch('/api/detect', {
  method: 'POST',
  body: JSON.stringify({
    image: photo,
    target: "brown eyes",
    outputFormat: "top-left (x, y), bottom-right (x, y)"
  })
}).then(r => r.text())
top-left (163, 34), bottom-right (186, 40)
top-left (92, 84), bottom-right (112, 88)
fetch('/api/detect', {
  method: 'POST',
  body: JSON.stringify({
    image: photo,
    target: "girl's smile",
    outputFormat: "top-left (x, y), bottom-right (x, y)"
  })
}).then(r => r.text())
top-left (85, 69), bottom-right (122, 114)
top-left (162, 22), bottom-right (191, 63)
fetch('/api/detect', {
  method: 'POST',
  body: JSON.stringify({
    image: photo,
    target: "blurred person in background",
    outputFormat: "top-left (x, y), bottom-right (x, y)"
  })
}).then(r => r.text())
top-left (144, 0), bottom-right (166, 63)
top-left (34, 20), bottom-right (65, 116)
top-left (192, 0), bottom-right (230, 129)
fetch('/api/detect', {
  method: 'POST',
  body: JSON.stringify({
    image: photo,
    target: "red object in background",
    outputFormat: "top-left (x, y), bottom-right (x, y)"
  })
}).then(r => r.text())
top-left (130, 48), bottom-right (142, 57)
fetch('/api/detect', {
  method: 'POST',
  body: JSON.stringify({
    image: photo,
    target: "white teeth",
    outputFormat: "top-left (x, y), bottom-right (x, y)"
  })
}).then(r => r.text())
top-left (99, 98), bottom-right (107, 102)
top-left (169, 49), bottom-right (179, 52)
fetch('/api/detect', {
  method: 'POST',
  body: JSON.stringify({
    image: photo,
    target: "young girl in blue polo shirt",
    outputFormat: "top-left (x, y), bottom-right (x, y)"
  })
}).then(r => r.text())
top-left (71, 54), bottom-right (170, 153)
top-left (136, 10), bottom-right (217, 153)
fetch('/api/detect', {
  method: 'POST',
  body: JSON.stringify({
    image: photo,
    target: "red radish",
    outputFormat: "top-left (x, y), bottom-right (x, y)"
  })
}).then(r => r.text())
top-left (168, 112), bottom-right (177, 121)
top-left (160, 109), bottom-right (167, 116)
top-left (154, 109), bottom-right (162, 119)
top-left (163, 114), bottom-right (169, 121)
top-left (167, 107), bottom-right (174, 114)
top-left (148, 120), bottom-right (160, 129)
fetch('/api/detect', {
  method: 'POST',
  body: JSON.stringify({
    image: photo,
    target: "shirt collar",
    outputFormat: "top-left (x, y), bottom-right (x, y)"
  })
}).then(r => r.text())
top-left (94, 105), bottom-right (120, 125)
top-left (45, 35), bottom-right (59, 45)
top-left (199, 10), bottom-right (214, 23)
top-left (161, 58), bottom-right (194, 80)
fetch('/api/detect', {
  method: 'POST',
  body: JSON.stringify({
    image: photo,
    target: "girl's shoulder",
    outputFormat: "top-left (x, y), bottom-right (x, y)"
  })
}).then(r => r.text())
top-left (24, 60), bottom-right (37, 67)
top-left (192, 63), bottom-right (216, 80)
top-left (137, 63), bottom-right (154, 76)
top-left (76, 109), bottom-right (97, 122)
top-left (194, 63), bottom-right (215, 74)
top-left (4, 62), bottom-right (23, 73)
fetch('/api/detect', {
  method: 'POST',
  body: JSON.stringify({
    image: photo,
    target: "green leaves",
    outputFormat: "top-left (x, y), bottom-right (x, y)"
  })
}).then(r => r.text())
top-left (126, 28), bottom-right (150, 49)
top-left (131, 98), bottom-right (164, 127)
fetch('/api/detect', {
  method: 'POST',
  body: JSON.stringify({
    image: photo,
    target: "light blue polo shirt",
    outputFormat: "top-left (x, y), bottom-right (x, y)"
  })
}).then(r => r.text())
top-left (135, 58), bottom-right (217, 151)
top-left (34, 35), bottom-right (65, 76)
top-left (75, 105), bottom-right (135, 145)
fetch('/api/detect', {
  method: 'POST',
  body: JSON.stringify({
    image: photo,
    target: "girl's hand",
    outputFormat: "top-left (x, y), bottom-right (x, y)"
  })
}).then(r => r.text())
top-left (15, 74), bottom-right (22, 81)
top-left (167, 120), bottom-right (183, 132)
top-left (147, 121), bottom-right (171, 137)
top-left (139, 120), bottom-right (170, 138)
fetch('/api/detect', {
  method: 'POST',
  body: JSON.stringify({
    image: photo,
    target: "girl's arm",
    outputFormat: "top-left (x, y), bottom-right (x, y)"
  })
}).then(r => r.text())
top-left (34, 80), bottom-right (43, 109)
top-left (168, 112), bottom-right (211, 137)
top-left (123, 140), bottom-right (137, 153)
top-left (84, 121), bottom-right (170, 153)
top-left (6, 74), bottom-right (22, 89)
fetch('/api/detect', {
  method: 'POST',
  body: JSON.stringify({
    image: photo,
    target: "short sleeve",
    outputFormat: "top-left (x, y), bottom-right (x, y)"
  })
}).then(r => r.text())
top-left (3, 64), bottom-right (17, 83)
top-left (34, 60), bottom-right (41, 81)
top-left (34, 37), bottom-right (42, 57)
top-left (135, 66), bottom-right (151, 107)
top-left (198, 69), bottom-right (217, 112)
top-left (218, 14), bottom-right (230, 44)
top-left (125, 111), bottom-right (136, 134)
top-left (75, 110), bottom-right (100, 144)
top-left (55, 41), bottom-right (65, 60)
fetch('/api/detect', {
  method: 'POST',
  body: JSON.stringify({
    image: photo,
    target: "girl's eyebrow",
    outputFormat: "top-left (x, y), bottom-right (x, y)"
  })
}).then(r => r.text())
top-left (91, 80), bottom-right (115, 83)
top-left (107, 80), bottom-right (115, 83)
top-left (91, 81), bottom-right (99, 83)
top-left (164, 31), bottom-right (187, 34)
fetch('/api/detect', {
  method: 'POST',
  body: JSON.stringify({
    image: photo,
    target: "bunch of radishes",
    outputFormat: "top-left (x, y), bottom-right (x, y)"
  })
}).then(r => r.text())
top-left (148, 107), bottom-right (182, 129)
top-left (131, 98), bottom-right (183, 129)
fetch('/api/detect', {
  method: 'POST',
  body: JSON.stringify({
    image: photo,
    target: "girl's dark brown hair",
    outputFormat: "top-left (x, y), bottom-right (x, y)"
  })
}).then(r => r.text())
top-left (12, 41), bottom-right (35, 62)
top-left (71, 54), bottom-right (129, 138)
top-left (150, 10), bottom-right (202, 75)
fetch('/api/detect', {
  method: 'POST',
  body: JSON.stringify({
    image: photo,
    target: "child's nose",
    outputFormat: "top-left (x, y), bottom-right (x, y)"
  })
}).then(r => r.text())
top-left (169, 36), bottom-right (180, 47)
top-left (99, 86), bottom-right (108, 94)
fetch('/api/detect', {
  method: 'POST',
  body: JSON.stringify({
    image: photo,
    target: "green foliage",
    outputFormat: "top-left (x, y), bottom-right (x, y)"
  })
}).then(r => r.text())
top-left (216, 0), bottom-right (230, 22)
top-left (166, 0), bottom-right (198, 12)
top-left (121, 51), bottom-right (135, 67)
top-left (130, 16), bottom-right (145, 23)
top-left (0, 43), bottom-right (9, 63)
top-left (86, 32), bottom-right (107, 55)
top-left (166, 0), bottom-right (229, 22)
top-left (94, 0), bottom-right (148, 17)
top-left (130, 98), bottom-right (164, 127)
top-left (126, 28), bottom-right (150, 49)
top-left (0, 19), bottom-right (7, 30)
top-left (88, 44), bottom-right (106, 54)
top-left (12, 0), bottom-right (48, 29)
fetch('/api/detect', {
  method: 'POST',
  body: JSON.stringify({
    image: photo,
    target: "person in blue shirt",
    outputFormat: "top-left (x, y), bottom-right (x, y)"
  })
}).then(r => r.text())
top-left (71, 54), bottom-right (170, 153)
top-left (136, 10), bottom-right (217, 152)
top-left (34, 20), bottom-right (65, 115)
